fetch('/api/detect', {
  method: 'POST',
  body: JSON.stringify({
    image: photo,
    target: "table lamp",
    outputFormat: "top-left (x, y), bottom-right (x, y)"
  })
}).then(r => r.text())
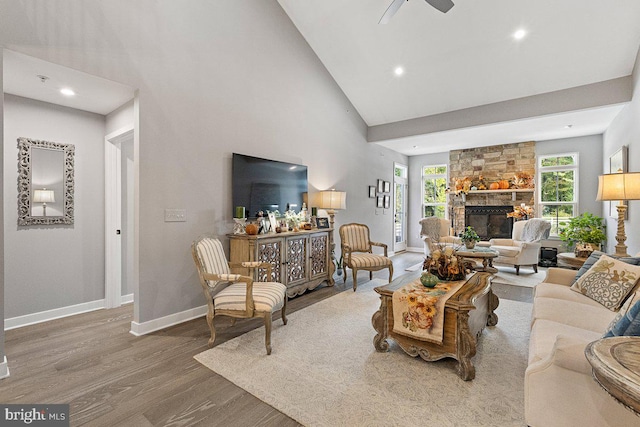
top-left (33, 188), bottom-right (55, 216)
top-left (596, 172), bottom-right (640, 257)
top-left (318, 190), bottom-right (347, 229)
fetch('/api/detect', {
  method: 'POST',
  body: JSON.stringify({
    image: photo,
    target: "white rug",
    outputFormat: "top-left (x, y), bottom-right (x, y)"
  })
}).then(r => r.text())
top-left (195, 278), bottom-right (532, 427)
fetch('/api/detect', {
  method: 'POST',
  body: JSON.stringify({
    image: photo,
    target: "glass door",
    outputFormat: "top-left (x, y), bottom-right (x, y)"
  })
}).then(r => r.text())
top-left (394, 164), bottom-right (408, 253)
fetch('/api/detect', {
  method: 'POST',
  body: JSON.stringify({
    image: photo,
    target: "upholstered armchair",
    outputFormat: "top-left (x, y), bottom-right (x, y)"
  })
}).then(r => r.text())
top-left (191, 235), bottom-right (287, 355)
top-left (339, 223), bottom-right (393, 291)
top-left (419, 217), bottom-right (460, 256)
top-left (489, 219), bottom-right (551, 275)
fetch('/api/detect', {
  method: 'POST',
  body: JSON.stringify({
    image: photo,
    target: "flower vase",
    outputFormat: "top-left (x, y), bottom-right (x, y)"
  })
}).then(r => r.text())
top-left (464, 240), bottom-right (476, 250)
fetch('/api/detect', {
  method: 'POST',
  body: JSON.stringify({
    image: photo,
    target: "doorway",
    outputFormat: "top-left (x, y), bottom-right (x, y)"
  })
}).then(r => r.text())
top-left (394, 163), bottom-right (408, 253)
top-left (105, 126), bottom-right (135, 308)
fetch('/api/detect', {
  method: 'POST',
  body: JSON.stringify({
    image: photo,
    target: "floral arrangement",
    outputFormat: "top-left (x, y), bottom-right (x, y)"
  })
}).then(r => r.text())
top-left (284, 209), bottom-right (308, 230)
top-left (507, 204), bottom-right (534, 220)
top-left (459, 226), bottom-right (479, 243)
top-left (512, 172), bottom-right (534, 189)
top-left (423, 245), bottom-right (467, 281)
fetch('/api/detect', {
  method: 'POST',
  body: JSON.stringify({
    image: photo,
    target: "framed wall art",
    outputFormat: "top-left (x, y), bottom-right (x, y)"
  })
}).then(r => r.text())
top-left (383, 181), bottom-right (390, 193)
top-left (377, 179), bottom-right (384, 193)
top-left (609, 146), bottom-right (628, 219)
top-left (376, 196), bottom-right (383, 208)
top-left (383, 195), bottom-right (390, 209)
top-left (369, 186), bottom-right (376, 198)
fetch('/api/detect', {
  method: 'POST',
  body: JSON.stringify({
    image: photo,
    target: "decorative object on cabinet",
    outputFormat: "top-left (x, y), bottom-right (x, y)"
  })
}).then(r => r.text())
top-left (339, 223), bottom-right (393, 291)
top-left (316, 217), bottom-right (330, 229)
top-left (233, 218), bottom-right (247, 234)
top-left (369, 186), bottom-right (376, 198)
top-left (192, 235), bottom-right (287, 355)
top-left (17, 137), bottom-right (74, 226)
top-left (609, 146), bottom-right (629, 219)
top-left (229, 228), bottom-right (334, 297)
top-left (596, 171), bottom-right (640, 257)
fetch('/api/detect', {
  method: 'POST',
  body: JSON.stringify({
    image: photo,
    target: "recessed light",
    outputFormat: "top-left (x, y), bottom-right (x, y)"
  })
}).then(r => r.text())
top-left (513, 29), bottom-right (527, 40)
top-left (564, 125), bottom-right (573, 129)
top-left (394, 66), bottom-right (405, 76)
top-left (413, 145), bottom-right (418, 149)
top-left (60, 88), bottom-right (76, 96)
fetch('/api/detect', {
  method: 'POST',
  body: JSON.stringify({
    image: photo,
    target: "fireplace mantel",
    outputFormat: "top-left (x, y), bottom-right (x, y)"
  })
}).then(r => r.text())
top-left (453, 188), bottom-right (534, 202)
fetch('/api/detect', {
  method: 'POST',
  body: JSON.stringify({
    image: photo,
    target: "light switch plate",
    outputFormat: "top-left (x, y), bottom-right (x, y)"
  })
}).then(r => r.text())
top-left (164, 209), bottom-right (186, 222)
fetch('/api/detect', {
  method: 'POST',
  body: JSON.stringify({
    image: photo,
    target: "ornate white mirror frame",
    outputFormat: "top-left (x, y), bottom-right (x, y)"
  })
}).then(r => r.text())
top-left (17, 137), bottom-right (75, 226)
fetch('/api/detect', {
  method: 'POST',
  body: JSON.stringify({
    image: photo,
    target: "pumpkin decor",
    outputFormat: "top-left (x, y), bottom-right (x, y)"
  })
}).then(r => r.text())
top-left (489, 182), bottom-right (500, 190)
top-left (499, 179), bottom-right (510, 189)
top-left (245, 223), bottom-right (259, 235)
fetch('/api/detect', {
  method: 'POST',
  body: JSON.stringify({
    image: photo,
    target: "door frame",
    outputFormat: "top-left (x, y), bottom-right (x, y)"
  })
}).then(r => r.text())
top-left (105, 125), bottom-right (133, 309)
top-left (393, 163), bottom-right (408, 253)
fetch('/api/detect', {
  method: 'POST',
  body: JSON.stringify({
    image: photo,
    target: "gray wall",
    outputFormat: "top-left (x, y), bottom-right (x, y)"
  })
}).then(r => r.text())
top-left (603, 46), bottom-right (640, 255)
top-left (3, 94), bottom-right (106, 318)
top-left (0, 52), bottom-right (5, 363)
top-left (0, 1), bottom-right (406, 325)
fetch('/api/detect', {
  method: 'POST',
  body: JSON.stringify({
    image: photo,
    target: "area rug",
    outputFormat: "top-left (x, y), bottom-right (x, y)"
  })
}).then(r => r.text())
top-left (194, 278), bottom-right (532, 427)
top-left (407, 261), bottom-right (547, 288)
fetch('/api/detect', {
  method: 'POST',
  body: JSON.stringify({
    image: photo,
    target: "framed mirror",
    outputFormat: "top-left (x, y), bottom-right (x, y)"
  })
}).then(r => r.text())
top-left (17, 137), bottom-right (75, 225)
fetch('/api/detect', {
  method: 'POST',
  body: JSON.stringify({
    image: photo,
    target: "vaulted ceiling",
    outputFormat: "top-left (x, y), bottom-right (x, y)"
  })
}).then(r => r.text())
top-left (278, 0), bottom-right (640, 154)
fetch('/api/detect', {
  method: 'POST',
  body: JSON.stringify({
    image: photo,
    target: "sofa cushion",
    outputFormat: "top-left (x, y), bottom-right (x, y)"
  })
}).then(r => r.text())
top-left (572, 250), bottom-right (640, 284)
top-left (528, 319), bottom-right (601, 365)
top-left (490, 245), bottom-right (520, 258)
top-left (534, 282), bottom-right (607, 308)
top-left (570, 254), bottom-right (640, 311)
top-left (532, 296), bottom-right (617, 333)
top-left (602, 291), bottom-right (640, 337)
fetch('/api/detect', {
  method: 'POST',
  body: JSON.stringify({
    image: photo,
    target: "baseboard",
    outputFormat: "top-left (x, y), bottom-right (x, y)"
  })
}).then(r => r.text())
top-left (5, 299), bottom-right (106, 330)
top-left (130, 305), bottom-right (207, 336)
top-left (0, 356), bottom-right (9, 379)
top-left (121, 293), bottom-right (134, 305)
top-left (407, 247), bottom-right (423, 253)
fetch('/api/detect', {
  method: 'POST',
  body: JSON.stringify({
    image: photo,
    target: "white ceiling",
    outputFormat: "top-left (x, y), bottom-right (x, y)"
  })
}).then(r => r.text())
top-left (278, 0), bottom-right (640, 154)
top-left (3, 50), bottom-right (134, 116)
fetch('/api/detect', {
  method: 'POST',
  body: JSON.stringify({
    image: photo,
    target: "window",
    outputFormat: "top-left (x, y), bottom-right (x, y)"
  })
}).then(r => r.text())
top-left (422, 165), bottom-right (447, 218)
top-left (538, 154), bottom-right (578, 236)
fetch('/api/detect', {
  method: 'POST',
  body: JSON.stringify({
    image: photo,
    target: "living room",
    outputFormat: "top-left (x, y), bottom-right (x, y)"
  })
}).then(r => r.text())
top-left (1, 1), bottom-right (640, 426)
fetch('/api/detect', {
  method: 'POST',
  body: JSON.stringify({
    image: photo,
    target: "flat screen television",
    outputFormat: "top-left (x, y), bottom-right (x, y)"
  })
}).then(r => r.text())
top-left (232, 153), bottom-right (308, 218)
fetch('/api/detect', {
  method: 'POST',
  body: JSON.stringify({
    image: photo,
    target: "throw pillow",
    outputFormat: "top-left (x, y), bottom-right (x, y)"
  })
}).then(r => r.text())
top-left (572, 251), bottom-right (640, 284)
top-left (603, 299), bottom-right (640, 337)
top-left (570, 254), bottom-right (640, 311)
top-left (603, 291), bottom-right (640, 337)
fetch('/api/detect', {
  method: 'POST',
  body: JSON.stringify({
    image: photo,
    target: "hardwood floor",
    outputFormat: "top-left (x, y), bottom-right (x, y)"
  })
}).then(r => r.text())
top-left (0, 251), bottom-right (532, 426)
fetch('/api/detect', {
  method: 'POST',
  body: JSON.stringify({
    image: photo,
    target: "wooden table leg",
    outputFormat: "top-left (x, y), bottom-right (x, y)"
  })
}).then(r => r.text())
top-left (487, 289), bottom-right (499, 326)
top-left (456, 310), bottom-right (476, 381)
top-left (372, 297), bottom-right (389, 352)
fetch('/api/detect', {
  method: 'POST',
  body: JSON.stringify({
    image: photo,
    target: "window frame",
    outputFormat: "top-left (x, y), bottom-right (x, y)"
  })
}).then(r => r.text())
top-left (537, 152), bottom-right (579, 237)
top-left (422, 164), bottom-right (448, 219)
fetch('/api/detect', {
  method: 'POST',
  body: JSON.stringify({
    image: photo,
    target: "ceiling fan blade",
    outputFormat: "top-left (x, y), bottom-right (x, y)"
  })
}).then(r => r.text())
top-left (379, 0), bottom-right (406, 24)
top-left (425, 0), bottom-right (454, 13)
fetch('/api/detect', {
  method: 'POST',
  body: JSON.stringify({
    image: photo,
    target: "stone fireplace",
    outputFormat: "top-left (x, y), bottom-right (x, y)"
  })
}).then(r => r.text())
top-left (449, 141), bottom-right (535, 237)
top-left (465, 206), bottom-right (514, 240)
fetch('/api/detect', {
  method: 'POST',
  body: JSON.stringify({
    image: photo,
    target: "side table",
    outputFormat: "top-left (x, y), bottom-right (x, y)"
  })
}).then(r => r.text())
top-left (557, 252), bottom-right (588, 270)
top-left (585, 336), bottom-right (640, 416)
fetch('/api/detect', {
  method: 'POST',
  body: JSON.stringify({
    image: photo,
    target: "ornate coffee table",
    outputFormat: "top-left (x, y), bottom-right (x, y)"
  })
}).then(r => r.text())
top-left (455, 247), bottom-right (499, 273)
top-left (372, 271), bottom-right (498, 381)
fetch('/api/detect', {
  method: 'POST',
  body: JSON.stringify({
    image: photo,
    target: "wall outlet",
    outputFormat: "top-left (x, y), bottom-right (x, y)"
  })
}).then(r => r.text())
top-left (164, 209), bottom-right (186, 222)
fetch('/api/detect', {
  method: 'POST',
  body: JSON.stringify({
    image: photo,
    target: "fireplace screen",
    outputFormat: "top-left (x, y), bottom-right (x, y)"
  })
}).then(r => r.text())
top-left (465, 206), bottom-right (514, 240)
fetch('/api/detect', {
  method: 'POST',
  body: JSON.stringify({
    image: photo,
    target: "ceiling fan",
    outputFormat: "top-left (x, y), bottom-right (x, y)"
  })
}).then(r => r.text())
top-left (379, 0), bottom-right (454, 24)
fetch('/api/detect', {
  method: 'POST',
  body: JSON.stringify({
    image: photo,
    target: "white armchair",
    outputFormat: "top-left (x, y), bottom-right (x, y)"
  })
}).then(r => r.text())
top-left (419, 217), bottom-right (460, 257)
top-left (489, 219), bottom-right (551, 275)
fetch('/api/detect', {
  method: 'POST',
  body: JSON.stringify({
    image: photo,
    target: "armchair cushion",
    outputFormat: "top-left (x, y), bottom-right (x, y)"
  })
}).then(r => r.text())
top-left (570, 254), bottom-right (640, 311)
top-left (348, 253), bottom-right (393, 269)
top-left (214, 281), bottom-right (286, 312)
top-left (488, 245), bottom-right (521, 258)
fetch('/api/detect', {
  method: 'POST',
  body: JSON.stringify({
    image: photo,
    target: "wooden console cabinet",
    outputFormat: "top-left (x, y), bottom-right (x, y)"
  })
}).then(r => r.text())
top-left (228, 229), bottom-right (334, 297)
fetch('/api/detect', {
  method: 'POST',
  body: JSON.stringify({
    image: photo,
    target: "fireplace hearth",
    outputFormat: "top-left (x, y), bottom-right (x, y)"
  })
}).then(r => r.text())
top-left (465, 206), bottom-right (514, 241)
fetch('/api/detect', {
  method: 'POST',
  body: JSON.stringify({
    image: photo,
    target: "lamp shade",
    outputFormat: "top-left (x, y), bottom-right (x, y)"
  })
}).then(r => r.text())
top-left (596, 172), bottom-right (640, 201)
top-left (33, 189), bottom-right (55, 203)
top-left (317, 190), bottom-right (346, 210)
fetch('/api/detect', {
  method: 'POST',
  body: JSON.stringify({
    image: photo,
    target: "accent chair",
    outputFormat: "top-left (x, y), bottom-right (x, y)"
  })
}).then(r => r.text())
top-left (339, 223), bottom-right (393, 291)
top-left (488, 218), bottom-right (551, 275)
top-left (419, 217), bottom-right (461, 256)
top-left (191, 235), bottom-right (287, 355)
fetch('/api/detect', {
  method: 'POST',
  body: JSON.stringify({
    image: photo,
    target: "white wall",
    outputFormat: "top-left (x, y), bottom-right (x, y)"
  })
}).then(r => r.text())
top-left (0, 1), bottom-right (406, 326)
top-left (3, 94), bottom-right (105, 318)
top-left (0, 52), bottom-right (6, 371)
top-left (603, 46), bottom-right (640, 255)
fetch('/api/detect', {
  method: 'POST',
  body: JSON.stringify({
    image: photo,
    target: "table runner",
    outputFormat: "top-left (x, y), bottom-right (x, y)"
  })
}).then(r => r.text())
top-left (392, 278), bottom-right (465, 344)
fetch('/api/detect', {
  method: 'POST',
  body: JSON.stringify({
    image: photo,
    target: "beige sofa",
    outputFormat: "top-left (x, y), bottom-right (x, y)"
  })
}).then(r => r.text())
top-left (525, 267), bottom-right (640, 427)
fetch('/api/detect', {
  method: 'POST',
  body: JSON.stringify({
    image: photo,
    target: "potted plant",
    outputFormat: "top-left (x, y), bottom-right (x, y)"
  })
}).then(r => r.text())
top-left (558, 212), bottom-right (606, 257)
top-left (460, 226), bottom-right (480, 249)
top-left (335, 254), bottom-right (343, 276)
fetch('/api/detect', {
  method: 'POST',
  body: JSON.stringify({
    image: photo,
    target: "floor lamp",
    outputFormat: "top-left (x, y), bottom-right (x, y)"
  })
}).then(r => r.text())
top-left (596, 172), bottom-right (640, 257)
top-left (318, 190), bottom-right (347, 280)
